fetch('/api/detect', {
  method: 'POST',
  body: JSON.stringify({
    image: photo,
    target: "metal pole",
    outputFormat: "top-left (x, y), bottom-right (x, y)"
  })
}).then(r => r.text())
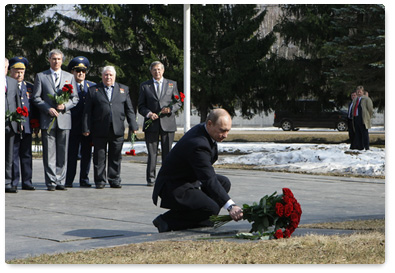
top-left (183, 4), bottom-right (191, 133)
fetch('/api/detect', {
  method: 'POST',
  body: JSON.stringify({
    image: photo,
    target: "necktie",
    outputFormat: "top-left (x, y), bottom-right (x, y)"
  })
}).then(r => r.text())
top-left (353, 98), bottom-right (360, 116)
top-left (80, 84), bottom-right (84, 93)
top-left (156, 81), bottom-right (161, 98)
top-left (54, 73), bottom-right (59, 88)
top-left (105, 86), bottom-right (112, 101)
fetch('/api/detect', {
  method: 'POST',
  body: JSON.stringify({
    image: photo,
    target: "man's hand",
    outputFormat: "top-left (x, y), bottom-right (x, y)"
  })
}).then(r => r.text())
top-left (148, 112), bottom-right (159, 120)
top-left (48, 108), bottom-right (59, 117)
top-left (229, 205), bottom-right (243, 221)
top-left (160, 107), bottom-right (171, 115)
top-left (83, 132), bottom-right (90, 136)
top-left (56, 104), bottom-right (65, 111)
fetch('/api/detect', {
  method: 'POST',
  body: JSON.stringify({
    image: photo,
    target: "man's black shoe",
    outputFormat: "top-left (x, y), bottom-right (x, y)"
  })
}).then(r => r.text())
top-left (5, 187), bottom-right (18, 193)
top-left (153, 215), bottom-right (170, 233)
top-left (55, 185), bottom-right (67, 191)
top-left (96, 183), bottom-right (105, 189)
top-left (110, 183), bottom-right (122, 188)
top-left (80, 182), bottom-right (92, 188)
top-left (22, 185), bottom-right (35, 190)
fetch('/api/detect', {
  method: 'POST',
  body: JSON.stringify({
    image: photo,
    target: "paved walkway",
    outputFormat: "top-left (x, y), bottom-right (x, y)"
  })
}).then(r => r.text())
top-left (4, 157), bottom-right (385, 261)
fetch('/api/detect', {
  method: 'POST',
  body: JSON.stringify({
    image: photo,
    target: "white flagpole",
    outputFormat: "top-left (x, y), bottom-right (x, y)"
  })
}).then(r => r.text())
top-left (183, 4), bottom-right (191, 133)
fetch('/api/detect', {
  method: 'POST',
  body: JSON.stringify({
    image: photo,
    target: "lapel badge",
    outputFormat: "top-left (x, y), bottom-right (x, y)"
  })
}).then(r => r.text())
top-left (168, 83), bottom-right (173, 88)
top-left (120, 88), bottom-right (125, 93)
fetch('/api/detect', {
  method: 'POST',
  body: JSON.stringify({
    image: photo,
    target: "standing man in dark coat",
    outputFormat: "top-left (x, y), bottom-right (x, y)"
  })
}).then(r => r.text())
top-left (347, 91), bottom-right (357, 149)
top-left (5, 58), bottom-right (22, 193)
top-left (9, 57), bottom-right (37, 191)
top-left (138, 61), bottom-right (182, 187)
top-left (33, 49), bottom-right (79, 191)
top-left (152, 109), bottom-right (243, 232)
top-left (352, 86), bottom-right (374, 150)
top-left (82, 66), bottom-right (138, 189)
top-left (65, 56), bottom-right (95, 188)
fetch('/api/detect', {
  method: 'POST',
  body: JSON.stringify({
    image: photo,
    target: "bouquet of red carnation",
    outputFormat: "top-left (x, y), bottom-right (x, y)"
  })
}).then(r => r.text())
top-left (6, 106), bottom-right (29, 123)
top-left (125, 133), bottom-right (136, 156)
top-left (47, 84), bottom-right (73, 133)
top-left (144, 92), bottom-right (185, 130)
top-left (210, 188), bottom-right (302, 240)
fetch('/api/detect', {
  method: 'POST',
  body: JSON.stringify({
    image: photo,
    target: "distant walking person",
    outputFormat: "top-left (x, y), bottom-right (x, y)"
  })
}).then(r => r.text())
top-left (33, 49), bottom-right (79, 191)
top-left (83, 66), bottom-right (138, 189)
top-left (138, 61), bottom-right (182, 186)
top-left (352, 86), bottom-right (373, 150)
top-left (65, 56), bottom-right (95, 188)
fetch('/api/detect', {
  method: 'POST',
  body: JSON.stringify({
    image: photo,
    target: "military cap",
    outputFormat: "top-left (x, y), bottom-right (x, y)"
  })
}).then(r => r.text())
top-left (68, 56), bottom-right (90, 71)
top-left (9, 56), bottom-right (29, 69)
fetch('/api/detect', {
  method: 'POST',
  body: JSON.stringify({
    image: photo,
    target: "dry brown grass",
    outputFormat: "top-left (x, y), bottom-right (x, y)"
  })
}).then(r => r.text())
top-left (8, 219), bottom-right (385, 264)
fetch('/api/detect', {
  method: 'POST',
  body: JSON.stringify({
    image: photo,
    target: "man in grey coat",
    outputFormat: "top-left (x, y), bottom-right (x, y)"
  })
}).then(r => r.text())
top-left (33, 49), bottom-right (78, 190)
top-left (138, 61), bottom-right (182, 186)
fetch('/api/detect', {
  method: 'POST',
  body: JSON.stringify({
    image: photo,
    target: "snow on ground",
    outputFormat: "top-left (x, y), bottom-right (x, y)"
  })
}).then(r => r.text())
top-left (216, 142), bottom-right (385, 177)
top-left (122, 141), bottom-right (385, 178)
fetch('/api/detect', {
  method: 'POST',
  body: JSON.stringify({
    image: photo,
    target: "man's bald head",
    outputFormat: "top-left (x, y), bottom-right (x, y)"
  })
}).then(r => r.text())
top-left (206, 109), bottom-right (232, 142)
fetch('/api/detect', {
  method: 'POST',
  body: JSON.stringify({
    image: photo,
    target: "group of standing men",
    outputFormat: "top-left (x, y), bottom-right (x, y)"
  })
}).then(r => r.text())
top-left (5, 49), bottom-right (244, 233)
top-left (347, 85), bottom-right (374, 151)
top-left (5, 49), bottom-right (181, 192)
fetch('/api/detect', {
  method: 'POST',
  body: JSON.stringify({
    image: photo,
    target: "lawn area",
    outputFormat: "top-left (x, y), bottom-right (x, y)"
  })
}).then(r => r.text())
top-left (8, 219), bottom-right (385, 264)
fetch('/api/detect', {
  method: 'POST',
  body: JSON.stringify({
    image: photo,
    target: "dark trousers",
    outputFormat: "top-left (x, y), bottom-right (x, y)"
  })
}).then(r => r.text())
top-left (160, 174), bottom-right (231, 231)
top-left (144, 129), bottom-right (175, 183)
top-left (5, 131), bottom-right (15, 188)
top-left (353, 115), bottom-right (370, 150)
top-left (348, 119), bottom-right (356, 149)
top-left (92, 125), bottom-right (124, 185)
top-left (12, 132), bottom-right (33, 187)
top-left (66, 134), bottom-right (92, 185)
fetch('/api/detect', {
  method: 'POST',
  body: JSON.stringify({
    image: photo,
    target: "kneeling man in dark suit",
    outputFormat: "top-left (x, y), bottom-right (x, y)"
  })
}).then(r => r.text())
top-left (152, 109), bottom-right (243, 232)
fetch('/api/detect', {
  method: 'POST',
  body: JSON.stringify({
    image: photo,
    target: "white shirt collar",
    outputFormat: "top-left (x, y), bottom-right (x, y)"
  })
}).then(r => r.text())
top-left (153, 78), bottom-right (163, 84)
top-left (50, 68), bottom-right (61, 75)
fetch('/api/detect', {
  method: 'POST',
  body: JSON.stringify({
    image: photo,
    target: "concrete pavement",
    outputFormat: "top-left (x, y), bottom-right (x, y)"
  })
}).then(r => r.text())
top-left (4, 157), bottom-right (385, 261)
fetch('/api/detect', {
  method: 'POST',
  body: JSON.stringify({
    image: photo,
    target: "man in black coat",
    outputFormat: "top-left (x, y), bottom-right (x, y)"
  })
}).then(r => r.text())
top-left (65, 56), bottom-right (95, 188)
top-left (82, 66), bottom-right (138, 189)
top-left (5, 58), bottom-right (22, 193)
top-left (9, 57), bottom-right (38, 191)
top-left (152, 109), bottom-right (243, 232)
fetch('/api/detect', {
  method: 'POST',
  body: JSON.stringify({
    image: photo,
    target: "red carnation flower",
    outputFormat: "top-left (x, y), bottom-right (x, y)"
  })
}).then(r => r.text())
top-left (22, 106), bottom-right (29, 117)
top-left (275, 202), bottom-right (284, 217)
top-left (179, 92), bottom-right (185, 102)
top-left (30, 118), bottom-right (40, 128)
top-left (284, 203), bottom-right (293, 217)
top-left (282, 188), bottom-right (294, 199)
top-left (283, 229), bottom-right (291, 238)
top-left (274, 229), bottom-right (283, 239)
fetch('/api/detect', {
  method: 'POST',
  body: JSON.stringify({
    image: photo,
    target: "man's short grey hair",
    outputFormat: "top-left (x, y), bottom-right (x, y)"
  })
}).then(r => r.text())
top-left (102, 66), bottom-right (116, 76)
top-left (206, 109), bottom-right (231, 125)
top-left (5, 58), bottom-right (9, 65)
top-left (48, 49), bottom-right (64, 59)
top-left (149, 61), bottom-right (165, 71)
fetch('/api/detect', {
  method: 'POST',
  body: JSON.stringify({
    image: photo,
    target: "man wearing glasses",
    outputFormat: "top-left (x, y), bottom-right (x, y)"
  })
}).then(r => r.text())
top-left (65, 56), bottom-right (95, 188)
